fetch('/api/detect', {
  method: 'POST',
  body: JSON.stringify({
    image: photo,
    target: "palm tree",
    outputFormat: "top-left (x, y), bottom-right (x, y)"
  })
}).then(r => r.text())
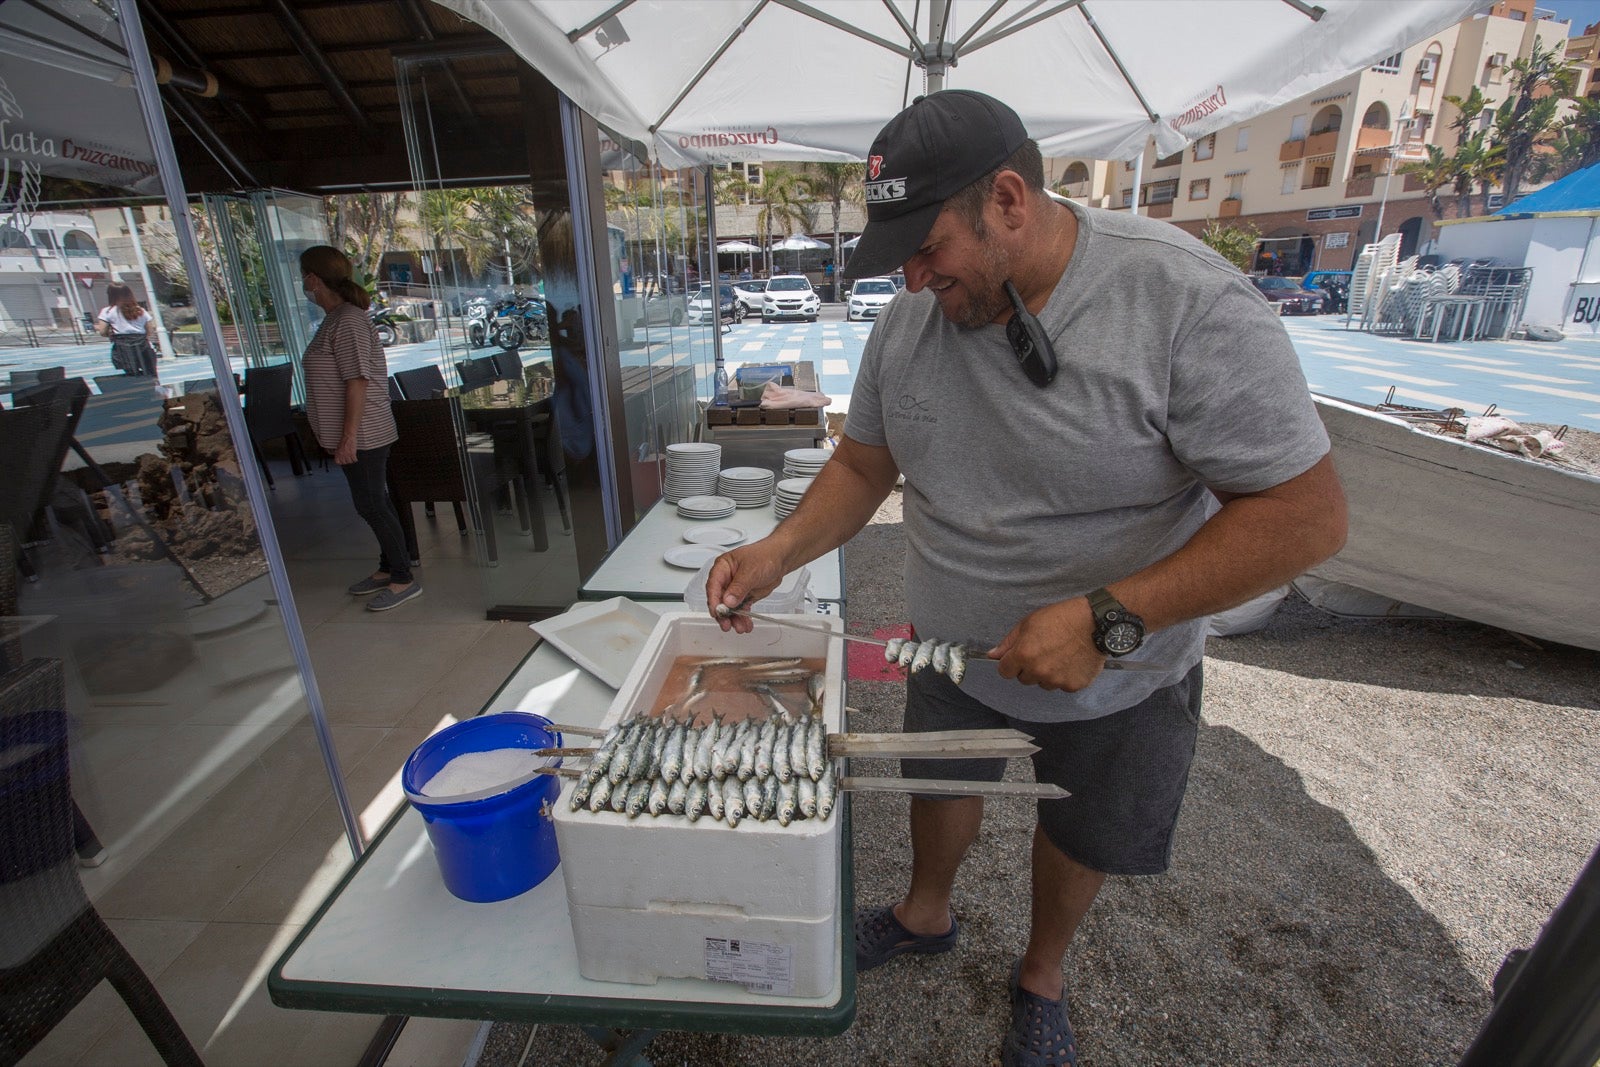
top-left (1497, 40), bottom-right (1578, 204)
top-left (751, 165), bottom-right (811, 276)
top-left (1548, 97), bottom-right (1600, 177)
top-left (1449, 133), bottom-right (1504, 219)
top-left (1444, 86), bottom-right (1490, 146)
top-left (803, 162), bottom-right (865, 278)
top-left (1399, 145), bottom-right (1455, 220)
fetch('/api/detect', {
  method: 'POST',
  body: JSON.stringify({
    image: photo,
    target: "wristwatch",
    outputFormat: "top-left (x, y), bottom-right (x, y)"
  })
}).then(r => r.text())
top-left (1087, 588), bottom-right (1145, 657)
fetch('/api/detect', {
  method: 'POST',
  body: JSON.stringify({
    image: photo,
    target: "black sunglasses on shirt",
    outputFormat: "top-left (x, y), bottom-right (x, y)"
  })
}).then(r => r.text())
top-left (1003, 280), bottom-right (1058, 388)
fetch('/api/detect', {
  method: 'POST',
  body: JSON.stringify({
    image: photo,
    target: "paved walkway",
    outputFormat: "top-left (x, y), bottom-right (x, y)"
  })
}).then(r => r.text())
top-left (9, 310), bottom-right (1599, 432)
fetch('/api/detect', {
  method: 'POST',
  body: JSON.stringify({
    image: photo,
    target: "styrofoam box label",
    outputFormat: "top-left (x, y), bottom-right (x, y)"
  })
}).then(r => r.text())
top-left (705, 937), bottom-right (794, 995)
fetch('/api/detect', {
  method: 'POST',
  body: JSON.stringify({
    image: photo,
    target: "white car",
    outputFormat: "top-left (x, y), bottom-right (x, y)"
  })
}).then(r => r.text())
top-left (847, 277), bottom-right (898, 321)
top-left (731, 279), bottom-right (767, 314)
top-left (686, 284), bottom-right (744, 325)
top-left (761, 275), bottom-right (820, 322)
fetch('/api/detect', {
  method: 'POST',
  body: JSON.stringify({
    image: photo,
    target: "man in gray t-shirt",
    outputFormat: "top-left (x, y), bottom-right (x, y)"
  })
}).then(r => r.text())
top-left (706, 91), bottom-right (1346, 1067)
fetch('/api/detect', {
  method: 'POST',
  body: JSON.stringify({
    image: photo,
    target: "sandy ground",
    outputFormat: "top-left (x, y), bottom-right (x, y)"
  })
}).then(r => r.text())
top-left (496, 490), bottom-right (1600, 1067)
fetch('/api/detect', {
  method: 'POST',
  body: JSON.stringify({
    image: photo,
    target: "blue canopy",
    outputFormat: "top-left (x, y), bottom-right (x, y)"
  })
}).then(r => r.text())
top-left (1494, 162), bottom-right (1600, 216)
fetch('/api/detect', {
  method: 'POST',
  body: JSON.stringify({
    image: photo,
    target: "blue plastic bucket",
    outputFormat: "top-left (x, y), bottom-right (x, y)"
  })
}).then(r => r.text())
top-left (401, 712), bottom-right (563, 903)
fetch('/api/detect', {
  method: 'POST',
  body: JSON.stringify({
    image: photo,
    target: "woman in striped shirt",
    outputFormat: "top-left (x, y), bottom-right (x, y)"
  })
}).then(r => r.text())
top-left (300, 245), bottom-right (420, 612)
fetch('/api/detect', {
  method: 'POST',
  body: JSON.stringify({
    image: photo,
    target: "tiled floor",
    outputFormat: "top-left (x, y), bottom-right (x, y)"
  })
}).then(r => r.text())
top-left (18, 459), bottom-right (563, 1066)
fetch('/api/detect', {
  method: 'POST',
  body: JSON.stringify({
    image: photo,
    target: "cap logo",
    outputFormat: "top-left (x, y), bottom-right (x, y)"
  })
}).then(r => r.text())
top-left (865, 178), bottom-right (907, 203)
top-left (868, 155), bottom-right (884, 180)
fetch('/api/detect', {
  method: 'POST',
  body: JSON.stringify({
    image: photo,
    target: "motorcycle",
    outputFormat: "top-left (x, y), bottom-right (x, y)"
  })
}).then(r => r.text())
top-left (464, 296), bottom-right (493, 349)
top-left (368, 302), bottom-right (401, 347)
top-left (1319, 279), bottom-right (1349, 315)
top-left (490, 292), bottom-right (549, 350)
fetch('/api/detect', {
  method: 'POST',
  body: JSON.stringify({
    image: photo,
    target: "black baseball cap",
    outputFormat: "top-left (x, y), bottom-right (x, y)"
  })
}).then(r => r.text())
top-left (843, 90), bottom-right (1030, 281)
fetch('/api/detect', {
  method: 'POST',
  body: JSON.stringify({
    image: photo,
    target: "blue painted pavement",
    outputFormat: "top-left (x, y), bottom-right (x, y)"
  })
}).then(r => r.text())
top-left (9, 311), bottom-right (1597, 435)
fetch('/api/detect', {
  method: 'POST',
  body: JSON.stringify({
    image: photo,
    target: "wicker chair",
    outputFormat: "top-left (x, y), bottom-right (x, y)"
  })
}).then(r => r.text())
top-left (243, 364), bottom-right (309, 485)
top-left (392, 365), bottom-right (447, 400)
top-left (455, 355), bottom-right (497, 391)
top-left (386, 398), bottom-right (525, 564)
top-left (0, 658), bottom-right (202, 1065)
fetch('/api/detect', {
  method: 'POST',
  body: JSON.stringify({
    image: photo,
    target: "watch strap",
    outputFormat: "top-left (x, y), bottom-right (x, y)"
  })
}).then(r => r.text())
top-left (1087, 587), bottom-right (1123, 622)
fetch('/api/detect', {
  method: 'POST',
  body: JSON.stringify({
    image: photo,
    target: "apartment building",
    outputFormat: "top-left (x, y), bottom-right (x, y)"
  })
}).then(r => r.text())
top-left (1052, 0), bottom-right (1588, 274)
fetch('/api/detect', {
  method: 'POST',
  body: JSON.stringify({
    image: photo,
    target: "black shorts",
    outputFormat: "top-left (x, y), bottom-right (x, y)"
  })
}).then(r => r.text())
top-left (902, 663), bottom-right (1203, 876)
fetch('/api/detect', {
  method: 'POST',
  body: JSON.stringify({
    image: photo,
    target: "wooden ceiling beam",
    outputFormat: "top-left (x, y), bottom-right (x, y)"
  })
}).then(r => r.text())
top-left (260, 0), bottom-right (378, 139)
top-left (396, 0), bottom-right (482, 134)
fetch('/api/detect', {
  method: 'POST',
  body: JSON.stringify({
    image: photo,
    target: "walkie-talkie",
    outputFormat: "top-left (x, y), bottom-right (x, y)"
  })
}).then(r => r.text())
top-left (1003, 281), bottom-right (1058, 388)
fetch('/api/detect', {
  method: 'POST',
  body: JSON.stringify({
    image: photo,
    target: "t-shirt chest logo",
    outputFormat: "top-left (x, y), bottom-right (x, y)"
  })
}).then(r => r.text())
top-left (892, 392), bottom-right (937, 424)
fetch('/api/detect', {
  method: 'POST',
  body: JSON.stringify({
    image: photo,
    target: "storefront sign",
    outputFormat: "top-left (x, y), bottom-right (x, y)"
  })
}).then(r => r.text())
top-left (1567, 283), bottom-right (1600, 334)
top-left (1325, 232), bottom-right (1350, 249)
top-left (1307, 206), bottom-right (1363, 221)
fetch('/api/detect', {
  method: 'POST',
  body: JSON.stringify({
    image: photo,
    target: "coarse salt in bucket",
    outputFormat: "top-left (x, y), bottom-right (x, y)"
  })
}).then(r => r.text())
top-left (401, 712), bottom-right (563, 903)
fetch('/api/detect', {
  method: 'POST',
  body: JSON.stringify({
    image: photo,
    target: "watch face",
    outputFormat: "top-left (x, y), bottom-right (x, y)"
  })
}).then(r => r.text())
top-left (1103, 622), bottom-right (1141, 656)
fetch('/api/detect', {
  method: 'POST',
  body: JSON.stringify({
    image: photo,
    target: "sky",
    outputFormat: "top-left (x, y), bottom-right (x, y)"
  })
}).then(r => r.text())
top-left (1545, 0), bottom-right (1600, 35)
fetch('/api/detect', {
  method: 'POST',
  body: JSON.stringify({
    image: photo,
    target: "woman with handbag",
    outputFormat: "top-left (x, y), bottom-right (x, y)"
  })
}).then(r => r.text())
top-left (95, 283), bottom-right (159, 376)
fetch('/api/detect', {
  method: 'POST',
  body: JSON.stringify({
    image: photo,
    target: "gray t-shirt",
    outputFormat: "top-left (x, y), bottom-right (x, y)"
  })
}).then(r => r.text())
top-left (843, 200), bottom-right (1330, 722)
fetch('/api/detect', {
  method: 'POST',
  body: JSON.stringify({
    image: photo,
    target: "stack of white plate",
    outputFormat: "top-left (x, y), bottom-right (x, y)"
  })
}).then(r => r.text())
top-left (663, 442), bottom-right (722, 504)
top-left (782, 447), bottom-right (831, 480)
top-left (677, 494), bottom-right (737, 521)
top-left (716, 466), bottom-right (777, 508)
top-left (773, 477), bottom-right (814, 519)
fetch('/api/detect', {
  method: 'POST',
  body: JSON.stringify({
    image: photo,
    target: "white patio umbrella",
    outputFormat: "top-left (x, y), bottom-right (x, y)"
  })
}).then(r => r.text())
top-left (769, 233), bottom-right (829, 274)
top-left (716, 238), bottom-right (763, 274)
top-left (432, 1), bottom-right (1482, 166)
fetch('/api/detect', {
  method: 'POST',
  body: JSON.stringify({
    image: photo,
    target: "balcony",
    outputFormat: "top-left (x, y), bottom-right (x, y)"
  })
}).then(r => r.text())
top-left (1305, 128), bottom-right (1341, 157)
top-left (1219, 197), bottom-right (1242, 218)
top-left (1059, 181), bottom-right (1090, 199)
top-left (1346, 175), bottom-right (1378, 198)
top-left (1280, 139), bottom-right (1306, 162)
top-left (1147, 201), bottom-right (1174, 219)
top-left (1356, 125), bottom-right (1392, 152)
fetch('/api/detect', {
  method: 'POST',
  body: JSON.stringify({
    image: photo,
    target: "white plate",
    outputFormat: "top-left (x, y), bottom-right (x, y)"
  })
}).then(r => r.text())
top-left (663, 544), bottom-right (723, 570)
top-left (682, 525), bottom-right (745, 547)
top-left (528, 597), bottom-right (663, 689)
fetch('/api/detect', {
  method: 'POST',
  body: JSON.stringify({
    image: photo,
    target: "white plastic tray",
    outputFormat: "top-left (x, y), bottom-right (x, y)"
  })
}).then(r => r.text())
top-left (528, 598), bottom-right (662, 689)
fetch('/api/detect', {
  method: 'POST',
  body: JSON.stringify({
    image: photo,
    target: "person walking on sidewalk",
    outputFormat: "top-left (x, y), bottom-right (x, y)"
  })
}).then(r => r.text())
top-left (705, 91), bottom-right (1346, 1066)
top-left (300, 245), bottom-right (421, 612)
top-left (95, 283), bottom-right (159, 377)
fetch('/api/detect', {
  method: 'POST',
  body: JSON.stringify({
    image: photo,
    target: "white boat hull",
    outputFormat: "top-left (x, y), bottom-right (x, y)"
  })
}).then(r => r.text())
top-left (1310, 396), bottom-right (1600, 651)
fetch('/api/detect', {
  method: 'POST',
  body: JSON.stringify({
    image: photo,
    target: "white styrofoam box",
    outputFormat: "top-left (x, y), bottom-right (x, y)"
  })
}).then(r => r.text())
top-left (553, 608), bottom-right (844, 922)
top-left (568, 900), bottom-right (838, 998)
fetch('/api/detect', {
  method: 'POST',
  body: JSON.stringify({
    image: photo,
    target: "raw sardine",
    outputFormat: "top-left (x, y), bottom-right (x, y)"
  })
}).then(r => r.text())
top-left (736, 721), bottom-right (759, 781)
top-left (897, 640), bottom-right (919, 668)
top-left (807, 672), bottom-right (825, 712)
top-left (668, 779), bottom-right (688, 815)
top-left (787, 717), bottom-right (809, 781)
top-left (772, 723), bottom-right (793, 783)
top-left (931, 643), bottom-right (950, 675)
top-left (693, 717), bottom-right (719, 781)
top-left (680, 726), bottom-right (702, 782)
top-left (587, 775), bottom-right (613, 813)
top-left (625, 779), bottom-right (650, 818)
top-left (570, 776), bottom-right (593, 811)
top-left (723, 777), bottom-right (746, 827)
top-left (706, 775), bottom-right (725, 821)
top-left (648, 778), bottom-right (670, 816)
top-left (753, 719), bottom-right (777, 780)
top-left (798, 776), bottom-right (817, 818)
top-left (816, 762), bottom-right (838, 820)
top-left (884, 637), bottom-right (906, 664)
top-left (609, 774), bottom-right (630, 813)
top-left (759, 775), bottom-right (780, 820)
top-left (948, 645), bottom-right (968, 685)
top-left (776, 778), bottom-right (798, 826)
top-left (742, 777), bottom-right (765, 821)
top-left (686, 779), bottom-right (709, 821)
top-left (660, 722), bottom-right (687, 783)
top-left (910, 641), bottom-right (934, 673)
top-left (805, 716), bottom-right (826, 781)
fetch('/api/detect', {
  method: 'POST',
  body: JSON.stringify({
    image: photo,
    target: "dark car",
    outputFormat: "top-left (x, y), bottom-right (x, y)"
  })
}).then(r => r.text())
top-left (1299, 270), bottom-right (1352, 314)
top-left (1249, 275), bottom-right (1321, 315)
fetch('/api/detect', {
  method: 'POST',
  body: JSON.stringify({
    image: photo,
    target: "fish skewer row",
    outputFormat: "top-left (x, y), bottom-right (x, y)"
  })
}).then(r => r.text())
top-left (883, 637), bottom-right (968, 685)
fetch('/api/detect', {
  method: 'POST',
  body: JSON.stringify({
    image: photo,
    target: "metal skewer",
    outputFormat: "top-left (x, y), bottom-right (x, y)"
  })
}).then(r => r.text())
top-left (716, 605), bottom-right (1172, 672)
top-left (534, 766), bottom-right (1066, 800)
